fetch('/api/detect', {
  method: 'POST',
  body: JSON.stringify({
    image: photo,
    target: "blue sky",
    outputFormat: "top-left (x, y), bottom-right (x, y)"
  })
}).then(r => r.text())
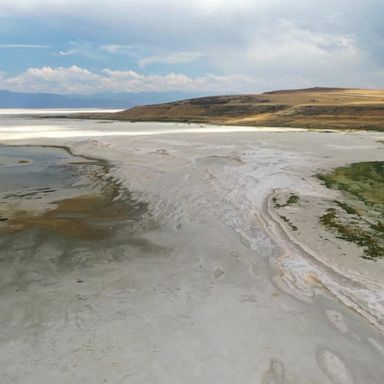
top-left (0, 0), bottom-right (383, 94)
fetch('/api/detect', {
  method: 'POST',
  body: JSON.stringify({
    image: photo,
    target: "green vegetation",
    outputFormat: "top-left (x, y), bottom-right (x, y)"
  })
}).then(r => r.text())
top-left (318, 162), bottom-right (384, 260)
top-left (279, 214), bottom-right (298, 232)
top-left (317, 162), bottom-right (384, 209)
top-left (320, 208), bottom-right (384, 260)
top-left (334, 200), bottom-right (357, 215)
top-left (287, 194), bottom-right (299, 205)
top-left (273, 194), bottom-right (299, 232)
top-left (273, 194), bottom-right (299, 208)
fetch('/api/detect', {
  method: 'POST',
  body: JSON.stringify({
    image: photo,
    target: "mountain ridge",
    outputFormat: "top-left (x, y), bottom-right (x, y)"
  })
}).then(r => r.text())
top-left (0, 89), bottom-right (207, 109)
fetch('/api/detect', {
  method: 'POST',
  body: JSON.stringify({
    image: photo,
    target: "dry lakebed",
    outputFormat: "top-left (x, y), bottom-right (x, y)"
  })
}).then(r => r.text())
top-left (0, 111), bottom-right (384, 383)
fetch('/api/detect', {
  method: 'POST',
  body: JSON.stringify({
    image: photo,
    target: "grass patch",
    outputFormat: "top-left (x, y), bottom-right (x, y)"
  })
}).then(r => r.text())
top-left (287, 194), bottom-right (299, 205)
top-left (279, 214), bottom-right (298, 232)
top-left (320, 208), bottom-right (384, 260)
top-left (318, 162), bottom-right (384, 260)
top-left (371, 221), bottom-right (384, 234)
top-left (317, 162), bottom-right (384, 209)
top-left (274, 194), bottom-right (299, 208)
top-left (333, 200), bottom-right (357, 215)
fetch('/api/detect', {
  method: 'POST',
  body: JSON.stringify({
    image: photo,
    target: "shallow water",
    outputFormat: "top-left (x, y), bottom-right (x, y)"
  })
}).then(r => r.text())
top-left (0, 145), bottom-right (95, 205)
top-left (0, 142), bottom-right (154, 298)
top-left (0, 144), bottom-right (148, 239)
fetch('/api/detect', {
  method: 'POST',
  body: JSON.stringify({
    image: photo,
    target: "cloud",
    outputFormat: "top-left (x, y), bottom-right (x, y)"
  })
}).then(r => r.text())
top-left (0, 65), bottom-right (258, 94)
top-left (56, 49), bottom-right (78, 56)
top-left (0, 1), bottom-right (383, 91)
top-left (53, 42), bottom-right (137, 59)
top-left (244, 21), bottom-right (362, 74)
top-left (100, 69), bottom-right (255, 93)
top-left (202, 19), bottom-right (373, 87)
top-left (53, 41), bottom-right (104, 60)
top-left (99, 44), bottom-right (135, 54)
top-left (0, 66), bottom-right (99, 93)
top-left (0, 44), bottom-right (49, 49)
top-left (139, 52), bottom-right (204, 67)
top-left (189, 0), bottom-right (260, 14)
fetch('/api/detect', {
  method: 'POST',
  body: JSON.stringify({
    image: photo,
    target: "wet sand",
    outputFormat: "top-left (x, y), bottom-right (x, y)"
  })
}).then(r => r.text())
top-left (1, 116), bottom-right (384, 383)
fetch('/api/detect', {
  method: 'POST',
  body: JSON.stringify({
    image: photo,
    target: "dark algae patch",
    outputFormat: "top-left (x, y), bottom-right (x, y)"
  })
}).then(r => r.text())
top-left (318, 162), bottom-right (384, 260)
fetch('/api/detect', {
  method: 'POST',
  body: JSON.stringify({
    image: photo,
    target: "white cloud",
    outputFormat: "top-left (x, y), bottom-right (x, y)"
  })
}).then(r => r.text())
top-left (0, 1), bottom-right (382, 91)
top-left (139, 52), bottom-right (203, 67)
top-left (99, 44), bottom-right (135, 54)
top-left (0, 44), bottom-right (49, 49)
top-left (56, 49), bottom-right (78, 56)
top-left (190, 0), bottom-right (260, 14)
top-left (0, 65), bottom-right (257, 94)
top-left (99, 69), bottom-right (253, 93)
top-left (53, 42), bottom-right (137, 59)
top-left (0, 0), bottom-right (256, 13)
top-left (0, 66), bottom-right (100, 93)
top-left (204, 19), bottom-right (369, 87)
top-left (246, 21), bottom-right (360, 70)
top-left (53, 42), bottom-right (104, 60)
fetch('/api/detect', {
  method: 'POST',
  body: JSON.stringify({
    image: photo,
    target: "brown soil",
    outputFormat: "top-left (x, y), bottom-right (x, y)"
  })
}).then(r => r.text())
top-left (5, 192), bottom-right (146, 240)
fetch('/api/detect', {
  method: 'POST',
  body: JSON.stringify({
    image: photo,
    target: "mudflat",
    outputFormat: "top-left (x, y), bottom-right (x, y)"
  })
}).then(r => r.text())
top-left (1, 116), bottom-right (384, 384)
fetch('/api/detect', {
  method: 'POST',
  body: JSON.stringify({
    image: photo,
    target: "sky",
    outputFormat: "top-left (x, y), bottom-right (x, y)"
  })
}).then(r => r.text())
top-left (0, 0), bottom-right (383, 95)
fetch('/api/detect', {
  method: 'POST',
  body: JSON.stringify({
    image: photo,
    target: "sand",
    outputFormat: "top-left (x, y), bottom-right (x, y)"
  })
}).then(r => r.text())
top-left (1, 116), bottom-right (384, 383)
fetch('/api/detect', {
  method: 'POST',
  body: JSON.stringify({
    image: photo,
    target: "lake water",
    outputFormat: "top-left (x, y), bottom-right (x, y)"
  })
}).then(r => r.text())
top-left (0, 142), bottom-right (149, 246)
top-left (0, 145), bottom-right (97, 208)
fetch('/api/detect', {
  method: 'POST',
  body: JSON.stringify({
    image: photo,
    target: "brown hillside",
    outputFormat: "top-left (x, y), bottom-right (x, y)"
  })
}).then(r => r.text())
top-left (85, 88), bottom-right (384, 130)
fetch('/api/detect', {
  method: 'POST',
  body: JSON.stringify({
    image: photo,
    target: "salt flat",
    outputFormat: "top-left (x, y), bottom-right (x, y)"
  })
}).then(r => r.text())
top-left (0, 108), bottom-right (123, 115)
top-left (1, 116), bottom-right (384, 384)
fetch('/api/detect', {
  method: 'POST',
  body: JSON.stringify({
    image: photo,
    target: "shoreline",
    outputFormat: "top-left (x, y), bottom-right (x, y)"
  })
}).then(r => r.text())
top-left (261, 189), bottom-right (384, 332)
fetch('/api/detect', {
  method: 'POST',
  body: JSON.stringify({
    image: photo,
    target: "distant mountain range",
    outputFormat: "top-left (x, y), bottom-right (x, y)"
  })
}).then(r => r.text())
top-left (0, 90), bottom-right (209, 109)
